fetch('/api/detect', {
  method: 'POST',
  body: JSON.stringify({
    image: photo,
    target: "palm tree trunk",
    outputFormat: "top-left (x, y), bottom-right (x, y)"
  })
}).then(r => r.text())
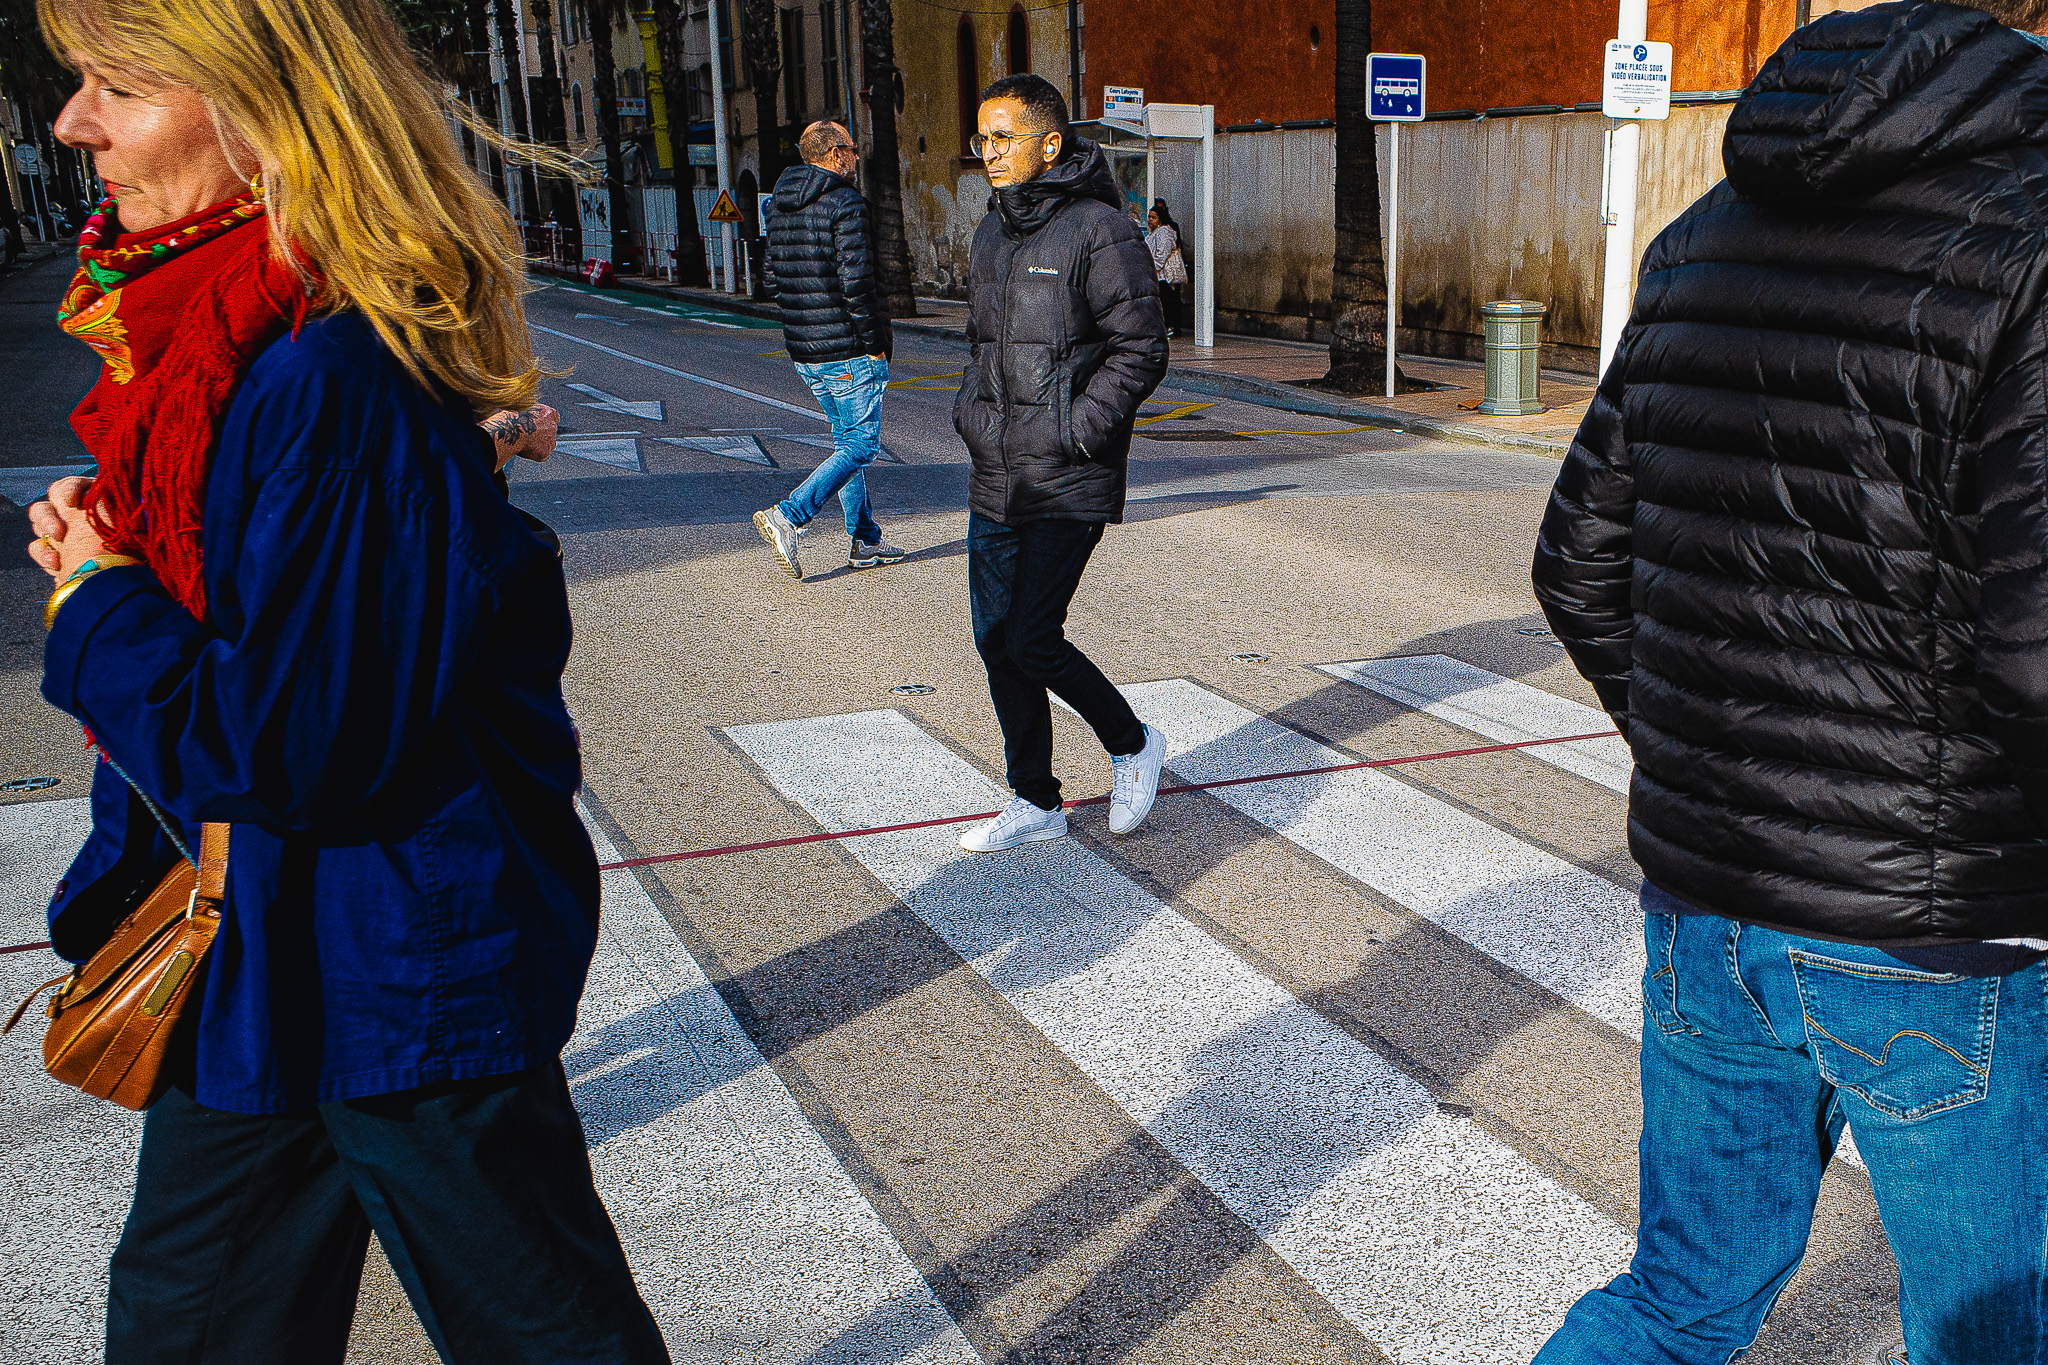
top-left (647, 0), bottom-right (708, 284)
top-left (590, 4), bottom-right (626, 267)
top-left (528, 0), bottom-right (579, 256)
top-left (743, 0), bottom-right (784, 203)
top-left (464, 0), bottom-right (508, 197)
top-left (491, 0), bottom-right (543, 221)
top-left (1323, 0), bottom-right (1406, 392)
top-left (859, 0), bottom-right (916, 319)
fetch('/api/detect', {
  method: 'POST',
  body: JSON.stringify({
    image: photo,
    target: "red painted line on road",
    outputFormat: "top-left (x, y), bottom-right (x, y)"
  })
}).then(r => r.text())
top-left (598, 729), bottom-right (1622, 871)
top-left (0, 941), bottom-right (51, 956)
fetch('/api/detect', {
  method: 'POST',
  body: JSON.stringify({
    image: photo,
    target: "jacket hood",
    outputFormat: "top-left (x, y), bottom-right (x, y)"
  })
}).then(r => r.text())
top-left (991, 138), bottom-right (1123, 236)
top-left (774, 162), bottom-right (849, 212)
top-left (1725, 0), bottom-right (2048, 200)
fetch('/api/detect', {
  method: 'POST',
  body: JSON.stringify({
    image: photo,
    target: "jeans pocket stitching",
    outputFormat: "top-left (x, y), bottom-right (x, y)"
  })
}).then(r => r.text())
top-left (1643, 912), bottom-right (1699, 1037)
top-left (1790, 950), bottom-right (1998, 1122)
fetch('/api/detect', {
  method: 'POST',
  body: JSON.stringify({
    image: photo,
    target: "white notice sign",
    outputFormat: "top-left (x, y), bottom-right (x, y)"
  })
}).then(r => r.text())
top-left (1104, 85), bottom-right (1145, 121)
top-left (1602, 40), bottom-right (1672, 120)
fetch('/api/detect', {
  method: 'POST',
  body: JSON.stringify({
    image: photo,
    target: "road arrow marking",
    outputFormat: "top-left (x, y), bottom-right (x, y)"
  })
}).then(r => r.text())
top-left (565, 382), bottom-right (665, 421)
top-left (574, 313), bottom-right (631, 327)
top-left (658, 435), bottom-right (777, 467)
top-left (555, 436), bottom-right (644, 471)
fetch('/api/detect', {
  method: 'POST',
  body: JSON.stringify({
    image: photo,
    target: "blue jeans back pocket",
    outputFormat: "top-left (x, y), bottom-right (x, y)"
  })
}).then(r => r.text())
top-left (1643, 912), bottom-right (1698, 1036)
top-left (1788, 951), bottom-right (1996, 1122)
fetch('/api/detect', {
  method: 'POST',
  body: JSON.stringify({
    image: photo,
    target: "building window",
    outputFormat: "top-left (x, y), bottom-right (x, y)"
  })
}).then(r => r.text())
top-left (692, 63), bottom-right (715, 122)
top-left (819, 0), bottom-right (839, 115)
top-left (571, 83), bottom-right (586, 141)
top-left (719, 0), bottom-right (737, 89)
top-left (1007, 6), bottom-right (1028, 75)
top-left (957, 16), bottom-right (978, 157)
top-left (563, 2), bottom-right (580, 46)
top-left (781, 6), bottom-right (806, 124)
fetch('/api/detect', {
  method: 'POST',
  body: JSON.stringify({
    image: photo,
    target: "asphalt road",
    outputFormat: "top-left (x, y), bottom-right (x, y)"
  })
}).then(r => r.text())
top-left (0, 251), bottom-right (1905, 1365)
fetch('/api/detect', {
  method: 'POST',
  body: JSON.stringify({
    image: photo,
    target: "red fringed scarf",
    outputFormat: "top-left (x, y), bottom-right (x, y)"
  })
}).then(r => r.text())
top-left (60, 187), bottom-right (315, 623)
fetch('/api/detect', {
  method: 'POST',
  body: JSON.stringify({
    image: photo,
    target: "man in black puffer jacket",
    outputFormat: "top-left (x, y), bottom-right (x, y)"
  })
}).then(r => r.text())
top-left (1533, 5), bottom-right (2048, 1362)
top-left (754, 120), bottom-right (901, 580)
top-left (949, 74), bottom-right (1170, 856)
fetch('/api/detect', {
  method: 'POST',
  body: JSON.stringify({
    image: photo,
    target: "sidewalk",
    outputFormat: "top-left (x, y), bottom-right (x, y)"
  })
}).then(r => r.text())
top-left (563, 267), bottom-right (1590, 457)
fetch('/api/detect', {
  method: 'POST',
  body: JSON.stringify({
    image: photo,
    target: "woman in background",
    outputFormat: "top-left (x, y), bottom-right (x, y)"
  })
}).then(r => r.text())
top-left (1147, 199), bottom-right (1188, 337)
top-left (24, 0), bottom-right (665, 1358)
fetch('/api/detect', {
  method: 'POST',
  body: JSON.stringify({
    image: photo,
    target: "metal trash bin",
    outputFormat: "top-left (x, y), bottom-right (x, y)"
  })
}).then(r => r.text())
top-left (1479, 299), bottom-right (1548, 415)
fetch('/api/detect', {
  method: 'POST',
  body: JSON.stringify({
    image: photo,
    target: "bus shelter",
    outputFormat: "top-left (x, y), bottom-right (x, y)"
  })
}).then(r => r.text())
top-left (1073, 103), bottom-right (1217, 348)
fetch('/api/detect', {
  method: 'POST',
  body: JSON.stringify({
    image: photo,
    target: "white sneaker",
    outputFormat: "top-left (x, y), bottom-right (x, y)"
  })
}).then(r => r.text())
top-left (959, 796), bottom-right (1068, 852)
top-left (1108, 724), bottom-right (1166, 835)
top-left (753, 506), bottom-right (803, 579)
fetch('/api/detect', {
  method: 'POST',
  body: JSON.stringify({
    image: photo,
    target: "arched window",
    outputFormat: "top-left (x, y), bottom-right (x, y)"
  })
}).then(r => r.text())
top-left (1007, 6), bottom-right (1029, 75)
top-left (957, 16), bottom-right (978, 157)
top-left (571, 83), bottom-right (586, 142)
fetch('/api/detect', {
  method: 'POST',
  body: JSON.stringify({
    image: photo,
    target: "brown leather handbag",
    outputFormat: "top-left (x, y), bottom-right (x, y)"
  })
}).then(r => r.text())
top-left (5, 822), bottom-right (228, 1110)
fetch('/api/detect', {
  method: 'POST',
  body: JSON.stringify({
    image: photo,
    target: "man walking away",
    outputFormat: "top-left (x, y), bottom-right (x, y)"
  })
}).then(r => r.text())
top-left (952, 74), bottom-right (1170, 853)
top-left (1532, 4), bottom-right (2048, 1362)
top-left (755, 120), bottom-right (902, 579)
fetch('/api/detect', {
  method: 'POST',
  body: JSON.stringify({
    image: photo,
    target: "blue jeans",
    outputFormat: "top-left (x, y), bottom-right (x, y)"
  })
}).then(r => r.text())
top-left (780, 354), bottom-right (887, 543)
top-left (1535, 886), bottom-right (2048, 1365)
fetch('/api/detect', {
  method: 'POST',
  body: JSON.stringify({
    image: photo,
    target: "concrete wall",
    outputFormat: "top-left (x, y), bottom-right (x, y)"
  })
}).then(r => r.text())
top-left (1197, 102), bottom-right (1732, 372)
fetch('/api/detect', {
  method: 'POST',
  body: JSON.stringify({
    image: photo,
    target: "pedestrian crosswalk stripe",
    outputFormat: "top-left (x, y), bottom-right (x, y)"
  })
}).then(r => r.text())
top-left (1122, 678), bottom-right (1646, 1039)
top-left (725, 709), bottom-right (1634, 1365)
top-left (1320, 655), bottom-right (1630, 794)
top-left (0, 798), bottom-right (978, 1364)
top-left (576, 812), bottom-right (979, 1363)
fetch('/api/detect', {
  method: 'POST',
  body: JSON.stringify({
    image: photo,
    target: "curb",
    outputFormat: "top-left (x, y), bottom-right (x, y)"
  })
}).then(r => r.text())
top-left (536, 265), bottom-right (1573, 459)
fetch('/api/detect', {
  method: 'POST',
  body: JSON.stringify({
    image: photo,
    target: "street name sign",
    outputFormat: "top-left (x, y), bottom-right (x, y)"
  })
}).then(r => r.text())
top-left (1104, 86), bottom-right (1145, 122)
top-left (1366, 54), bottom-right (1426, 122)
top-left (707, 189), bottom-right (744, 222)
top-left (687, 144), bottom-right (717, 167)
top-left (1602, 40), bottom-right (1672, 119)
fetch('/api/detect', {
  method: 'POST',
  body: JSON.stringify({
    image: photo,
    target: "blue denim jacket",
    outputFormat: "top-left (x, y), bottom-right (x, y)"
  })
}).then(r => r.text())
top-left (40, 312), bottom-right (599, 1115)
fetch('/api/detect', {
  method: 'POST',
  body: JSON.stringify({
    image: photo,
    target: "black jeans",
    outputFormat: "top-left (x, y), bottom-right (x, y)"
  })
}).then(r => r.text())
top-left (969, 512), bottom-right (1145, 809)
top-left (105, 1062), bottom-right (669, 1365)
top-left (1157, 280), bottom-right (1183, 330)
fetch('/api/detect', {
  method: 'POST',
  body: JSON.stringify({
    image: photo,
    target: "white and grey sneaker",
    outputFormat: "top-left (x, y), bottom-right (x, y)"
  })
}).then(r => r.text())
top-left (1107, 724), bottom-right (1166, 835)
top-left (752, 506), bottom-right (803, 579)
top-left (959, 796), bottom-right (1068, 852)
top-left (850, 537), bottom-right (907, 568)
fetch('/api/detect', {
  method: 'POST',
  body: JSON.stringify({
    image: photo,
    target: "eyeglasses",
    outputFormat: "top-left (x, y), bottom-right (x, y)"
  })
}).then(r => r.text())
top-left (969, 129), bottom-right (1049, 160)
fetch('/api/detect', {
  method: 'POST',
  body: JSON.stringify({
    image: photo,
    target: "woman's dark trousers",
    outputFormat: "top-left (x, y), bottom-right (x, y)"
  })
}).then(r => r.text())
top-left (1157, 280), bottom-right (1183, 331)
top-left (105, 1061), bottom-right (669, 1365)
top-left (969, 511), bottom-right (1145, 810)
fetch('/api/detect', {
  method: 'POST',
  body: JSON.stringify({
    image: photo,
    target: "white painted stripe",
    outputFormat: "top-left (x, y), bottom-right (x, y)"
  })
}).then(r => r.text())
top-left (1125, 679), bottom-right (1646, 1038)
top-left (531, 324), bottom-right (827, 422)
top-left (0, 798), bottom-right (975, 1364)
top-left (727, 710), bottom-right (1633, 1365)
top-left (577, 814), bottom-right (978, 1364)
top-left (1320, 655), bottom-right (1631, 794)
top-left (687, 317), bottom-right (746, 329)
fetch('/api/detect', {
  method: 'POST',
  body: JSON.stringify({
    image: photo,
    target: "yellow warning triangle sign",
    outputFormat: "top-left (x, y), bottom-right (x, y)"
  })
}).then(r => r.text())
top-left (707, 189), bottom-right (744, 222)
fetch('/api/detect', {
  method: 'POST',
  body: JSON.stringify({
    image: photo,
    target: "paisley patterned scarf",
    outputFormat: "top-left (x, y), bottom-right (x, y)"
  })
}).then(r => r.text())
top-left (60, 184), bottom-right (315, 622)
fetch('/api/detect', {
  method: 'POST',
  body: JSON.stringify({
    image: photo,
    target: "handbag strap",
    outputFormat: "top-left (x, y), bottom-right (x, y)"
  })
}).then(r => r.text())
top-left (196, 823), bottom-right (229, 904)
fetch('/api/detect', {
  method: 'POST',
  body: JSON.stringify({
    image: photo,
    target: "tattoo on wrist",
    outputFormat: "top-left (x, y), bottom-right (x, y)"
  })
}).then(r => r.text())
top-left (484, 410), bottom-right (540, 441)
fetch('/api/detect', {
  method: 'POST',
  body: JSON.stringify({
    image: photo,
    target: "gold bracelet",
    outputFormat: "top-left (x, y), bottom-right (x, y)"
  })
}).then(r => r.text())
top-left (43, 556), bottom-right (144, 630)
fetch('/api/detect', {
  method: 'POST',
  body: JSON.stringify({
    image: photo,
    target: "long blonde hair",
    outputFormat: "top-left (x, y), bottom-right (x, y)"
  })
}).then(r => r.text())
top-left (41, 0), bottom-right (562, 413)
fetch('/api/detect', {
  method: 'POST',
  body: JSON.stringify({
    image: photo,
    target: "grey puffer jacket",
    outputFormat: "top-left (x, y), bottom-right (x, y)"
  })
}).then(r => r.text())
top-left (765, 163), bottom-right (891, 363)
top-left (954, 140), bottom-right (1167, 525)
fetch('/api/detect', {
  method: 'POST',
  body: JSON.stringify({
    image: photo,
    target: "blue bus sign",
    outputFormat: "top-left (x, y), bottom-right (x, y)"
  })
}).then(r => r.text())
top-left (1367, 53), bottom-right (1426, 122)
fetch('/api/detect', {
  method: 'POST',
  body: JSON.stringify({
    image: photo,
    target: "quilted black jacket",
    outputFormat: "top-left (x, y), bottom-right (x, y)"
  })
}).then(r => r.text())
top-left (1536, 1), bottom-right (2048, 945)
top-left (954, 140), bottom-right (1167, 524)
top-left (765, 164), bottom-right (891, 363)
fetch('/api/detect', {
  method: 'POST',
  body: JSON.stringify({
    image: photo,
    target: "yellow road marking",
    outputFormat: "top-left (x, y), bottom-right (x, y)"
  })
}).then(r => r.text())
top-left (1231, 424), bottom-right (1382, 436)
top-left (887, 370), bottom-right (965, 390)
top-left (1134, 401), bottom-right (1216, 426)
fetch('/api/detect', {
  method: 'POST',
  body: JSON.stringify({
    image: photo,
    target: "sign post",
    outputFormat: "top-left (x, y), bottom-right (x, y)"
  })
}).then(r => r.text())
top-left (1367, 53), bottom-right (1425, 399)
top-left (703, 0), bottom-right (738, 291)
top-left (1596, 0), bottom-right (1667, 376)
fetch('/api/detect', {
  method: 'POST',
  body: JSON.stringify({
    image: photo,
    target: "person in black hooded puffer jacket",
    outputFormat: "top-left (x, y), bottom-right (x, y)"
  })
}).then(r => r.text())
top-left (1532, 4), bottom-right (2048, 1363)
top-left (949, 74), bottom-right (1171, 858)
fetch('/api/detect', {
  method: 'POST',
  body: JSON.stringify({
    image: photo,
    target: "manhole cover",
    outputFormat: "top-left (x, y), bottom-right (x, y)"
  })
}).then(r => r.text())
top-left (892, 683), bottom-right (936, 696)
top-left (1231, 652), bottom-right (1272, 663)
top-left (2, 776), bottom-right (60, 794)
top-left (1137, 430), bottom-right (1256, 442)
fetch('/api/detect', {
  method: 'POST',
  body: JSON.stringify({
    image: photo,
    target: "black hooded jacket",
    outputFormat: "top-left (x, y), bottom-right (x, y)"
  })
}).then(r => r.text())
top-left (765, 163), bottom-right (891, 363)
top-left (953, 139), bottom-right (1168, 525)
top-left (1534, 1), bottom-right (2048, 945)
